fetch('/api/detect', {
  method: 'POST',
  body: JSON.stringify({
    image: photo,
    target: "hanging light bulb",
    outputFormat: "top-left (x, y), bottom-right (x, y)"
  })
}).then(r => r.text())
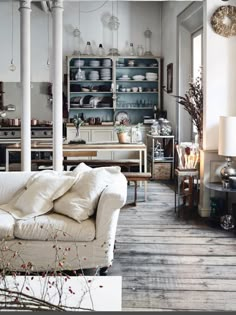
top-left (73, 1), bottom-right (81, 55)
top-left (9, 0), bottom-right (16, 72)
top-left (108, 0), bottom-right (120, 31)
top-left (108, 15), bottom-right (120, 31)
top-left (108, 0), bottom-right (120, 56)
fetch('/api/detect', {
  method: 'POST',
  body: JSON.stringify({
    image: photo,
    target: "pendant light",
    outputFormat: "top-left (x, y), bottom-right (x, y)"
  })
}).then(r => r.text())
top-left (9, 0), bottom-right (16, 72)
top-left (108, 0), bottom-right (120, 56)
top-left (73, 0), bottom-right (81, 55)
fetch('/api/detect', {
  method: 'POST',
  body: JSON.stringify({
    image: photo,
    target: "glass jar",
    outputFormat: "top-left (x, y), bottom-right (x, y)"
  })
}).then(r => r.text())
top-left (151, 121), bottom-right (160, 135)
top-left (84, 41), bottom-right (93, 55)
top-left (137, 45), bottom-right (144, 56)
top-left (129, 43), bottom-right (136, 56)
top-left (144, 28), bottom-right (153, 56)
top-left (97, 43), bottom-right (106, 56)
top-left (158, 118), bottom-right (172, 136)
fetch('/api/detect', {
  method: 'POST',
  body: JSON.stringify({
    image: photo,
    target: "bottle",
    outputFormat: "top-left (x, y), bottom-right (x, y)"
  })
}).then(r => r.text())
top-left (129, 43), bottom-right (135, 56)
top-left (137, 45), bottom-right (144, 56)
top-left (84, 41), bottom-right (93, 55)
top-left (97, 44), bottom-right (105, 56)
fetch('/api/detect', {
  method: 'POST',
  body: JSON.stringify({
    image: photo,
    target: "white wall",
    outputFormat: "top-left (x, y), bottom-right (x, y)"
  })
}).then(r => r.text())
top-left (4, 82), bottom-right (52, 121)
top-left (203, 0), bottom-right (236, 151)
top-left (199, 0), bottom-right (236, 217)
top-left (0, 1), bottom-right (162, 120)
top-left (0, 1), bottom-right (162, 82)
top-left (161, 1), bottom-right (191, 134)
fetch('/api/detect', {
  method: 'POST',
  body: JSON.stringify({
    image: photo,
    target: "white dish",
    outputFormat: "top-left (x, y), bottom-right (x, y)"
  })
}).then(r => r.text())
top-left (118, 77), bottom-right (131, 80)
top-left (132, 75), bottom-right (145, 80)
top-left (115, 111), bottom-right (129, 123)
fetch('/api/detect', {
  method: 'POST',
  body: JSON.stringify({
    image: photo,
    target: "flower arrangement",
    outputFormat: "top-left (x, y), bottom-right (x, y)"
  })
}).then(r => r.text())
top-left (73, 114), bottom-right (84, 134)
top-left (70, 114), bottom-right (86, 144)
top-left (174, 75), bottom-right (203, 144)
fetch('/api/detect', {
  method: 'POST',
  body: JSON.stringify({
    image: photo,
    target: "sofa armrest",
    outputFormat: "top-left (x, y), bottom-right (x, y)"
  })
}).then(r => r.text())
top-left (95, 173), bottom-right (127, 241)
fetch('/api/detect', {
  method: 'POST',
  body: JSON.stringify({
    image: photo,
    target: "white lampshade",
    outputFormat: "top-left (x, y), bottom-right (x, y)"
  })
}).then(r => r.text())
top-left (218, 116), bottom-right (236, 157)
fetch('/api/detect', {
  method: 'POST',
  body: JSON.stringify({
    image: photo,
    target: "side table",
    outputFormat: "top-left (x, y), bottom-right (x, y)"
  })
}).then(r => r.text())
top-left (175, 169), bottom-right (199, 215)
top-left (205, 182), bottom-right (236, 215)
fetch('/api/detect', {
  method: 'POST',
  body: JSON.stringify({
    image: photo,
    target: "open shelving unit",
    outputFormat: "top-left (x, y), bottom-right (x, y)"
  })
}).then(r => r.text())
top-left (67, 55), bottom-right (162, 125)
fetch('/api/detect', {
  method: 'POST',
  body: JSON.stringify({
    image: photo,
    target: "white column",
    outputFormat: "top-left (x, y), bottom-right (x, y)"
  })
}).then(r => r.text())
top-left (52, 0), bottom-right (64, 172)
top-left (19, 0), bottom-right (31, 171)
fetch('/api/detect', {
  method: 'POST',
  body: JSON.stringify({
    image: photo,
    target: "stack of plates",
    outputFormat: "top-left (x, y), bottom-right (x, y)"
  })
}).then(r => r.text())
top-left (103, 59), bottom-right (112, 67)
top-left (146, 72), bottom-right (157, 81)
top-left (74, 60), bottom-right (84, 67)
top-left (89, 60), bottom-right (100, 67)
top-left (89, 70), bottom-right (99, 80)
top-left (100, 68), bottom-right (111, 80)
top-left (132, 75), bottom-right (145, 81)
top-left (118, 75), bottom-right (131, 81)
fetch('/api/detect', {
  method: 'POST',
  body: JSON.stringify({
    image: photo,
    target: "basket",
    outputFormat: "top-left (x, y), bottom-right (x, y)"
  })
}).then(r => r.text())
top-left (152, 162), bottom-right (171, 180)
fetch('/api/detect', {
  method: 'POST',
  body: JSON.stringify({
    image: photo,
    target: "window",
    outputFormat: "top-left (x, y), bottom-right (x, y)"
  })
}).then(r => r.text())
top-left (192, 29), bottom-right (202, 134)
top-left (192, 29), bottom-right (202, 81)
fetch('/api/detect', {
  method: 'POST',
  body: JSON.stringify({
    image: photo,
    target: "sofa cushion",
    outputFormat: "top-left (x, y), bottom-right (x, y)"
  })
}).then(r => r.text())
top-left (14, 213), bottom-right (95, 242)
top-left (0, 209), bottom-right (15, 240)
top-left (0, 171), bottom-right (76, 220)
top-left (54, 164), bottom-right (122, 223)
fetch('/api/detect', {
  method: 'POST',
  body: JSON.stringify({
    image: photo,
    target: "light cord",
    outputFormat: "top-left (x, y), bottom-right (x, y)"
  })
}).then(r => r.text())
top-left (11, 0), bottom-right (14, 63)
top-left (47, 12), bottom-right (50, 66)
top-left (80, 1), bottom-right (109, 13)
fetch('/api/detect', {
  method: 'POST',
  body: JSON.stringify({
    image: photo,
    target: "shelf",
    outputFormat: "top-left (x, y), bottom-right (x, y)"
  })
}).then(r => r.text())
top-left (117, 92), bottom-right (158, 94)
top-left (116, 107), bottom-right (153, 110)
top-left (70, 92), bottom-right (112, 94)
top-left (70, 80), bottom-right (112, 83)
top-left (117, 80), bottom-right (158, 82)
top-left (116, 66), bottom-right (158, 69)
top-left (70, 66), bottom-right (112, 69)
top-left (70, 106), bottom-right (113, 110)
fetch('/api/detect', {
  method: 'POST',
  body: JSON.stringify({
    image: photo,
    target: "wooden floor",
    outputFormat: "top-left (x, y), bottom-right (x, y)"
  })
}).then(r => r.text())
top-left (109, 181), bottom-right (236, 311)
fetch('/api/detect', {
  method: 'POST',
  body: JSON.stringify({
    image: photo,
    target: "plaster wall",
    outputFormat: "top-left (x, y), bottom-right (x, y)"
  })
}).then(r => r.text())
top-left (161, 1), bottom-right (191, 135)
top-left (199, 0), bottom-right (236, 217)
top-left (0, 1), bottom-right (162, 83)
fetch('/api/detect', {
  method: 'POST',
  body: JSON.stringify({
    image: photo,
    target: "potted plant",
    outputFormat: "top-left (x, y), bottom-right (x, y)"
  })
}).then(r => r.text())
top-left (174, 75), bottom-right (203, 147)
top-left (114, 124), bottom-right (128, 143)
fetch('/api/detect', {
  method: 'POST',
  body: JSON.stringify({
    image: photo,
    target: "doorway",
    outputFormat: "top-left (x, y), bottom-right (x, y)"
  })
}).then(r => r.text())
top-left (177, 2), bottom-right (203, 144)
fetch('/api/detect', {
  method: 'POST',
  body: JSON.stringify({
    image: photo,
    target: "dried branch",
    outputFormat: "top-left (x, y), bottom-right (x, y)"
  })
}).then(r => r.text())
top-left (174, 75), bottom-right (203, 138)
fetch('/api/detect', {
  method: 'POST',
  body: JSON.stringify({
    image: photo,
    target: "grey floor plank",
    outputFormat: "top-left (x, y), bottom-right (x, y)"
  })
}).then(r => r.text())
top-left (111, 181), bottom-right (236, 311)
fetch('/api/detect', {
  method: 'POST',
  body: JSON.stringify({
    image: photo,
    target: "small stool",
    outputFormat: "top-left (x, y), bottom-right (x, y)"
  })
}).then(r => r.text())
top-left (174, 169), bottom-right (199, 215)
top-left (122, 172), bottom-right (151, 206)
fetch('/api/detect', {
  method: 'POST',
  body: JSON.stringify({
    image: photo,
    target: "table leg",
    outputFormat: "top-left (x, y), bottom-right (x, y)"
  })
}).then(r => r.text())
top-left (6, 150), bottom-right (9, 172)
top-left (143, 148), bottom-right (148, 201)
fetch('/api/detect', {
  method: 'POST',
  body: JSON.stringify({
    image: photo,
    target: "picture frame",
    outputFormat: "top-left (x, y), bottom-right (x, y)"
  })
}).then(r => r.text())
top-left (167, 63), bottom-right (173, 93)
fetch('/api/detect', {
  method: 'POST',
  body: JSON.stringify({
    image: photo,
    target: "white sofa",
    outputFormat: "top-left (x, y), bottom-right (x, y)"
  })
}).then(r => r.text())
top-left (0, 170), bottom-right (127, 274)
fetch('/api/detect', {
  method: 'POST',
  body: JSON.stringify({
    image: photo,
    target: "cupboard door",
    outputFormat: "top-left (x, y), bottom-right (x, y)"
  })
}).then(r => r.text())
top-left (91, 128), bottom-right (113, 159)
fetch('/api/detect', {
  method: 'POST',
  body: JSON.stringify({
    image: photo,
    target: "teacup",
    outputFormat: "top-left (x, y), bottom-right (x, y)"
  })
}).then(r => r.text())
top-left (132, 87), bottom-right (138, 92)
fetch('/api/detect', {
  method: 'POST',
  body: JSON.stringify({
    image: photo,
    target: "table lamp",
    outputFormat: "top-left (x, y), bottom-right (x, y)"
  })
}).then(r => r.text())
top-left (218, 116), bottom-right (236, 188)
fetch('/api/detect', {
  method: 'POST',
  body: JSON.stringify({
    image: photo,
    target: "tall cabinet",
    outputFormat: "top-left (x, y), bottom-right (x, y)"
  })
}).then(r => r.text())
top-left (67, 55), bottom-right (162, 125)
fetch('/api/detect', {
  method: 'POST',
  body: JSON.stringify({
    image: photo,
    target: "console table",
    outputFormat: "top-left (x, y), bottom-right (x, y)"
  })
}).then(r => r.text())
top-left (5, 142), bottom-right (147, 173)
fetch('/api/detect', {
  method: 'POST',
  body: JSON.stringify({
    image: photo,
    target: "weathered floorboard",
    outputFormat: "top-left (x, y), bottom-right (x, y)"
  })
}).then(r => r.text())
top-left (111, 181), bottom-right (236, 311)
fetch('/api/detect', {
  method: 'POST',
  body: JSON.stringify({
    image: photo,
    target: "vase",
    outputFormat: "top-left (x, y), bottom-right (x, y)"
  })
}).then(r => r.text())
top-left (195, 132), bottom-right (203, 149)
top-left (117, 132), bottom-right (127, 144)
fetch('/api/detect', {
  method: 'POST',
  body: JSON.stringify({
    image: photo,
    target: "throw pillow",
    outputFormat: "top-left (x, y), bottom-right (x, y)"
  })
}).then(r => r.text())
top-left (0, 170), bottom-right (76, 220)
top-left (53, 165), bottom-right (122, 223)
